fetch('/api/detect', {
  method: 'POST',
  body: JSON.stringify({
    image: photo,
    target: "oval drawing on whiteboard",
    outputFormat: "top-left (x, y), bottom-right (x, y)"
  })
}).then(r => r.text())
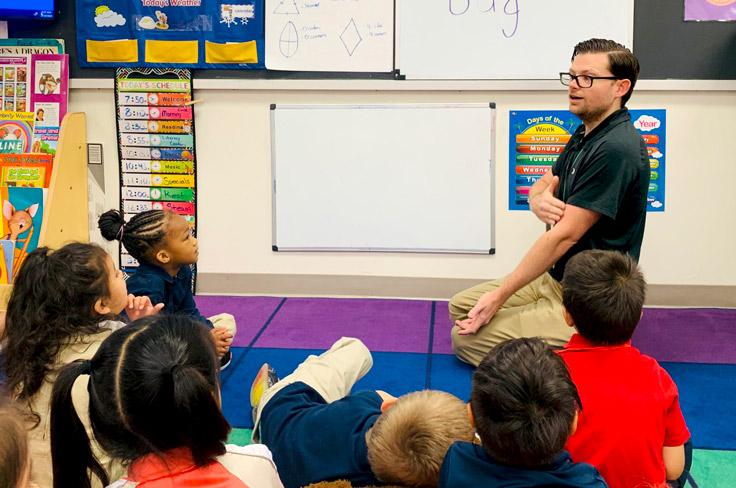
top-left (279, 22), bottom-right (299, 58)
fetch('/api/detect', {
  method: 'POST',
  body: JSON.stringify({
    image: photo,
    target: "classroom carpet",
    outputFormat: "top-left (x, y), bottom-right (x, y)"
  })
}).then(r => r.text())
top-left (195, 296), bottom-right (736, 488)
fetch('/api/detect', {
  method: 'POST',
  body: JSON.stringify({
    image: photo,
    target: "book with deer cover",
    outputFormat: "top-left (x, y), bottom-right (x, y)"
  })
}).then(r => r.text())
top-left (1, 186), bottom-right (45, 277)
top-left (0, 153), bottom-right (53, 187)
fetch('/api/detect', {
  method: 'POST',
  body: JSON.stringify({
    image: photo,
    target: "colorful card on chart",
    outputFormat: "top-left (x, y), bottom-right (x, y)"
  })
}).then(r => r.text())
top-left (508, 109), bottom-right (666, 212)
top-left (118, 105), bottom-right (193, 120)
top-left (118, 92), bottom-right (191, 107)
top-left (122, 159), bottom-right (193, 174)
top-left (120, 133), bottom-right (194, 147)
top-left (122, 186), bottom-right (195, 202)
top-left (120, 119), bottom-right (192, 134)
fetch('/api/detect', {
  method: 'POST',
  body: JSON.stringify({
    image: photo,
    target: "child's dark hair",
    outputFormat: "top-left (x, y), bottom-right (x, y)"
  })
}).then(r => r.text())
top-left (98, 209), bottom-right (169, 263)
top-left (50, 315), bottom-right (230, 488)
top-left (562, 250), bottom-right (646, 345)
top-left (1, 243), bottom-right (112, 404)
top-left (0, 401), bottom-right (30, 488)
top-left (471, 337), bottom-right (581, 468)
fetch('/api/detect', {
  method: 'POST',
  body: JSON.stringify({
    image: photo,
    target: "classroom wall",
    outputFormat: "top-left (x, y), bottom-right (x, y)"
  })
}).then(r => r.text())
top-left (70, 87), bottom-right (736, 302)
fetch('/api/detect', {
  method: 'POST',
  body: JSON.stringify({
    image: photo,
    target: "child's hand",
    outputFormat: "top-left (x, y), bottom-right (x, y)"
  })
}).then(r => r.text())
top-left (211, 327), bottom-right (233, 357)
top-left (126, 294), bottom-right (165, 321)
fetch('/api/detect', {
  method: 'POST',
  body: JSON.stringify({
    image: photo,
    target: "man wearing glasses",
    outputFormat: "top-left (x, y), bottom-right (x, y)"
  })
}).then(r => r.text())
top-left (450, 38), bottom-right (649, 366)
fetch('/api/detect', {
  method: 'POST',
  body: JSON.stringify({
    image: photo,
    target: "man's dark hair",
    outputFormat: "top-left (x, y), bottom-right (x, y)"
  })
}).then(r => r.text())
top-left (471, 337), bottom-right (581, 468)
top-left (562, 250), bottom-right (646, 345)
top-left (572, 38), bottom-right (640, 106)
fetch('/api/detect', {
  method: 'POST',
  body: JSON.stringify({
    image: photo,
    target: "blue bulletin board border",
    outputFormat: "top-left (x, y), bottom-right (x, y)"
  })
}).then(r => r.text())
top-left (508, 109), bottom-right (666, 212)
top-left (76, 0), bottom-right (265, 69)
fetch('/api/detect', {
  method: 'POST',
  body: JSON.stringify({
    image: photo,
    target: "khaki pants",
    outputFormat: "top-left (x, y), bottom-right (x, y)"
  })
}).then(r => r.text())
top-left (449, 273), bottom-right (572, 366)
top-left (209, 312), bottom-right (237, 337)
top-left (252, 337), bottom-right (373, 442)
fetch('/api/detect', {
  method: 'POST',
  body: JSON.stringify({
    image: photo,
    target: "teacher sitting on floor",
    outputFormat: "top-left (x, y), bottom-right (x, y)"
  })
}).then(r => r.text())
top-left (450, 38), bottom-right (650, 366)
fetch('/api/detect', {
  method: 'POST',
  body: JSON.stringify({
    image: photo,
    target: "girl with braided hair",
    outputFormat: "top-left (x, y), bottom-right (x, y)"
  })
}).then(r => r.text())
top-left (98, 209), bottom-right (236, 370)
top-left (0, 242), bottom-right (162, 487)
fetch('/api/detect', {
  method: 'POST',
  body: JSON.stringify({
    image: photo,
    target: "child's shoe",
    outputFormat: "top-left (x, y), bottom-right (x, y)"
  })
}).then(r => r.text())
top-left (219, 350), bottom-right (233, 371)
top-left (250, 363), bottom-right (278, 421)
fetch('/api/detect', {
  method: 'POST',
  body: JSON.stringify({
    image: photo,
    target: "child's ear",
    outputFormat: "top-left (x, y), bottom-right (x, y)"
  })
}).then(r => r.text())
top-left (94, 297), bottom-right (112, 316)
top-left (570, 411), bottom-right (579, 436)
top-left (380, 397), bottom-right (398, 414)
top-left (155, 249), bottom-right (171, 265)
top-left (466, 403), bottom-right (475, 428)
top-left (563, 308), bottom-right (576, 328)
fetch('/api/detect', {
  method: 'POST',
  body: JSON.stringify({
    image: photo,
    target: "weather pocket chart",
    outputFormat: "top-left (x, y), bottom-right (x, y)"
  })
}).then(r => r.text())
top-left (76, 0), bottom-right (264, 69)
top-left (115, 68), bottom-right (198, 273)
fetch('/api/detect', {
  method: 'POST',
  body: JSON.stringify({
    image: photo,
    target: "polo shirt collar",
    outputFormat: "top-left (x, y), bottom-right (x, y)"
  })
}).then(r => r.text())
top-left (136, 261), bottom-right (184, 283)
top-left (578, 107), bottom-right (630, 142)
top-left (565, 333), bottom-right (632, 351)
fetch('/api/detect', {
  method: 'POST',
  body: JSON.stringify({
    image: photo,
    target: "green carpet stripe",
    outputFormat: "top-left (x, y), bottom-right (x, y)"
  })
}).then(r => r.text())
top-left (690, 449), bottom-right (736, 488)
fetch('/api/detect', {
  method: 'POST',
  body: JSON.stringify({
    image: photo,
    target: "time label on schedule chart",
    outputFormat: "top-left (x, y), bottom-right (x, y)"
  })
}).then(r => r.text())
top-left (122, 159), bottom-right (194, 174)
top-left (120, 133), bottom-right (194, 147)
top-left (118, 106), bottom-right (193, 120)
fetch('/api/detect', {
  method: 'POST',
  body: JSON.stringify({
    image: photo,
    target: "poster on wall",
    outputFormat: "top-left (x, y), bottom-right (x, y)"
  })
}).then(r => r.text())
top-left (76, 0), bottom-right (264, 69)
top-left (114, 68), bottom-right (198, 279)
top-left (684, 0), bottom-right (736, 21)
top-left (508, 109), bottom-right (666, 212)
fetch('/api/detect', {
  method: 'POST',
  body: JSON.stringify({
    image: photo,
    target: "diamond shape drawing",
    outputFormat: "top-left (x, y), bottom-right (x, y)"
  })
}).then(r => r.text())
top-left (340, 18), bottom-right (362, 57)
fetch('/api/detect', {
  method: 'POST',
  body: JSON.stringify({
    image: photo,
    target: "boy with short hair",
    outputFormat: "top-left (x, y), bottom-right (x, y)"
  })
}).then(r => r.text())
top-left (251, 337), bottom-right (475, 488)
top-left (439, 337), bottom-right (607, 487)
top-left (559, 250), bottom-right (690, 488)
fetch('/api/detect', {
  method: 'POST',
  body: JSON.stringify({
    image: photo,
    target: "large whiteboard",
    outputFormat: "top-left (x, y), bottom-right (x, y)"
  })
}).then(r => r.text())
top-left (271, 104), bottom-right (495, 253)
top-left (398, 0), bottom-right (634, 79)
top-left (265, 0), bottom-right (394, 72)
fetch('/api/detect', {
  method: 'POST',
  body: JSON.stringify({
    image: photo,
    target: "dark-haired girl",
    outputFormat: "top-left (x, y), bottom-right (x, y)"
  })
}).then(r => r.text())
top-left (98, 209), bottom-right (236, 370)
top-left (51, 315), bottom-right (282, 488)
top-left (0, 243), bottom-right (162, 487)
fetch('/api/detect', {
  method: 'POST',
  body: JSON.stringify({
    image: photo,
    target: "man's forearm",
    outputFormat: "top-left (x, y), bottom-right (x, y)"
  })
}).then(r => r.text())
top-left (495, 227), bottom-right (578, 302)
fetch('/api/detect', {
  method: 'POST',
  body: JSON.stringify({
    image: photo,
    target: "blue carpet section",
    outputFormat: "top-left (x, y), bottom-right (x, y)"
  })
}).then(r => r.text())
top-left (662, 362), bottom-right (736, 450)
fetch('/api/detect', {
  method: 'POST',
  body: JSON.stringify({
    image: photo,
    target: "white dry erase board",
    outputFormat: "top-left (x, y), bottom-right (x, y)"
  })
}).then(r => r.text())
top-left (397, 0), bottom-right (635, 79)
top-left (265, 0), bottom-right (394, 72)
top-left (271, 104), bottom-right (495, 253)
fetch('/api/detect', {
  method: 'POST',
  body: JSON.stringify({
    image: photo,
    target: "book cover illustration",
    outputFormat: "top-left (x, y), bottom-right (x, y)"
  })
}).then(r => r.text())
top-left (1, 186), bottom-right (45, 277)
top-left (0, 153), bottom-right (53, 187)
top-left (0, 111), bottom-right (35, 153)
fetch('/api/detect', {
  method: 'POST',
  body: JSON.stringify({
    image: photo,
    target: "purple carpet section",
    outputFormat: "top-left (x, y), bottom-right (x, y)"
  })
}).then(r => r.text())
top-left (633, 308), bottom-right (736, 364)
top-left (432, 301), bottom-right (455, 355)
top-left (194, 295), bottom-right (736, 364)
top-left (195, 295), bottom-right (282, 347)
top-left (255, 297), bottom-right (432, 353)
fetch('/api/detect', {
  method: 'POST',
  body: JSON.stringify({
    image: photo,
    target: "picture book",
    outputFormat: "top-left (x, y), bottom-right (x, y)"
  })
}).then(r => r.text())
top-left (0, 111), bottom-right (35, 153)
top-left (1, 186), bottom-right (45, 277)
top-left (0, 153), bottom-right (53, 188)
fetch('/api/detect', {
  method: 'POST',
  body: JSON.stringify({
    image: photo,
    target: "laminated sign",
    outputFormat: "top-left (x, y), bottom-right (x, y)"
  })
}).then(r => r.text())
top-left (76, 0), bottom-right (264, 69)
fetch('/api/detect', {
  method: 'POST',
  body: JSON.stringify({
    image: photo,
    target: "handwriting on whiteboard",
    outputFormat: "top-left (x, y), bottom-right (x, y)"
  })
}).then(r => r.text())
top-left (449, 0), bottom-right (520, 38)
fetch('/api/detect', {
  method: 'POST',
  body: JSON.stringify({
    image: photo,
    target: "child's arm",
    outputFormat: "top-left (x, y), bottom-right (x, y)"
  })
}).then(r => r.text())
top-left (663, 444), bottom-right (685, 480)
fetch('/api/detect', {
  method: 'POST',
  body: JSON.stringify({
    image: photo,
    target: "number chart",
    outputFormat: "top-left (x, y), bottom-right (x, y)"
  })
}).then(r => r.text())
top-left (114, 68), bottom-right (198, 274)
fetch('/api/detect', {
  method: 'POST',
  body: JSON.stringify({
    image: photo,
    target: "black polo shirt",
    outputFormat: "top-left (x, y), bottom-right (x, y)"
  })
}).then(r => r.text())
top-left (550, 108), bottom-right (649, 282)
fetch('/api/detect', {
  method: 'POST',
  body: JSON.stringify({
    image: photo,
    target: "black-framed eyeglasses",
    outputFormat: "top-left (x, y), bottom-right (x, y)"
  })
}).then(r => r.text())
top-left (559, 72), bottom-right (620, 88)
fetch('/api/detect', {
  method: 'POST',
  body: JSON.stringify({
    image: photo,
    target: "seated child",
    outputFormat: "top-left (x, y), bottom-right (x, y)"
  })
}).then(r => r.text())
top-left (439, 337), bottom-right (607, 487)
top-left (559, 250), bottom-right (691, 488)
top-left (1, 243), bottom-right (160, 488)
top-left (99, 209), bottom-right (236, 369)
top-left (50, 315), bottom-right (283, 488)
top-left (251, 337), bottom-right (475, 488)
top-left (0, 400), bottom-right (39, 488)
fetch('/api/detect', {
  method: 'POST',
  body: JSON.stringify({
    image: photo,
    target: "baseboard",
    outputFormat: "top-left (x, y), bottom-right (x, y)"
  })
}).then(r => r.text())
top-left (196, 273), bottom-right (736, 308)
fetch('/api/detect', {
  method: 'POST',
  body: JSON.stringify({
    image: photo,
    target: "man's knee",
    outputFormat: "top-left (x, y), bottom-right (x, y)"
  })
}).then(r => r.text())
top-left (448, 292), bottom-right (469, 322)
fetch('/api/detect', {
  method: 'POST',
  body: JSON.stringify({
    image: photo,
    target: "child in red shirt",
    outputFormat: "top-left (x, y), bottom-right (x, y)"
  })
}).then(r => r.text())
top-left (558, 250), bottom-right (691, 488)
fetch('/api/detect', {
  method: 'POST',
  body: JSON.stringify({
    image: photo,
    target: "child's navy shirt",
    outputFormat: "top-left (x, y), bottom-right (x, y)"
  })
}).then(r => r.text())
top-left (439, 441), bottom-right (608, 488)
top-left (259, 381), bottom-right (384, 488)
top-left (125, 262), bottom-right (212, 328)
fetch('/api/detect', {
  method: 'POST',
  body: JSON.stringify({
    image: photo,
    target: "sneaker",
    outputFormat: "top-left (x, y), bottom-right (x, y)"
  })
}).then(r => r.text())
top-left (250, 363), bottom-right (279, 409)
top-left (219, 350), bottom-right (232, 371)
